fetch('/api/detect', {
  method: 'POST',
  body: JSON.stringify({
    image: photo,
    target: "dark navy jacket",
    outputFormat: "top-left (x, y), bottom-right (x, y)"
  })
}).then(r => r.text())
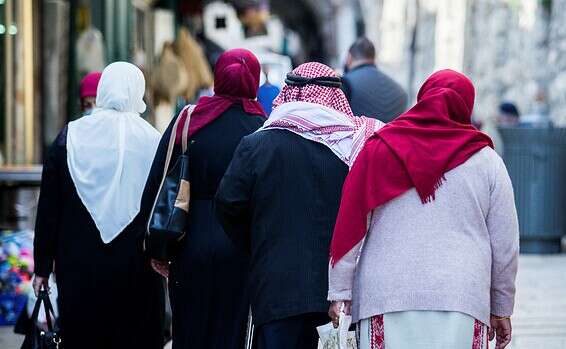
top-left (215, 130), bottom-right (348, 325)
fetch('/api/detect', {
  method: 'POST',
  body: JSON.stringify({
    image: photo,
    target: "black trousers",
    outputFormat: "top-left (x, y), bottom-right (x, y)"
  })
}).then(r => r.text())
top-left (255, 312), bottom-right (329, 349)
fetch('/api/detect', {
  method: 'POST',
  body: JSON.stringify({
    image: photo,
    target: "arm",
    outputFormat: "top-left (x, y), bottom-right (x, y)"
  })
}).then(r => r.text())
top-left (214, 138), bottom-right (255, 254)
top-left (143, 115), bottom-right (180, 273)
top-left (140, 114), bottom-right (178, 221)
top-left (328, 239), bottom-right (363, 302)
top-left (33, 137), bottom-right (64, 278)
top-left (327, 237), bottom-right (365, 323)
top-left (487, 157), bottom-right (519, 318)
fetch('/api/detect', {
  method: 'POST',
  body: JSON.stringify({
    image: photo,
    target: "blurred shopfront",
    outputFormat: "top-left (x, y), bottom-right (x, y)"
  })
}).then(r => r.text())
top-left (0, 0), bottom-right (175, 169)
top-left (0, 0), bottom-right (363, 227)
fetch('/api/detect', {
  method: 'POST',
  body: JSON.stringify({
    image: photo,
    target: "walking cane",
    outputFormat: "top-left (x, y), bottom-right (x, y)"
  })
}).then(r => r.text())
top-left (245, 308), bottom-right (254, 349)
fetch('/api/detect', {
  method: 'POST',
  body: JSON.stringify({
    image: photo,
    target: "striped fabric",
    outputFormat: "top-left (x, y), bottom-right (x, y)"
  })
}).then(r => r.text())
top-left (261, 62), bottom-right (382, 167)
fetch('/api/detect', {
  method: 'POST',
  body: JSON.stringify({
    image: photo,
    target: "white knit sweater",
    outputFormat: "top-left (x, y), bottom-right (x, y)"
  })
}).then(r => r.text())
top-left (328, 147), bottom-right (519, 325)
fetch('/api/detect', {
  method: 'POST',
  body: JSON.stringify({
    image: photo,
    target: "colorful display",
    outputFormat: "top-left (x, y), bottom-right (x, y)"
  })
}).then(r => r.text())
top-left (0, 230), bottom-right (34, 325)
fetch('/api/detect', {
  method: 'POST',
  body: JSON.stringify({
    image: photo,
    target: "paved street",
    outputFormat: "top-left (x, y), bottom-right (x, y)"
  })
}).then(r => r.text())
top-left (508, 255), bottom-right (566, 349)
top-left (1, 255), bottom-right (565, 349)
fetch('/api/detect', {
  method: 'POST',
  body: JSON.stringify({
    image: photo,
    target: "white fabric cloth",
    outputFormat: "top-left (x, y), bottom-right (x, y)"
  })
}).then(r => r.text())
top-left (67, 62), bottom-right (160, 243)
top-left (358, 311), bottom-right (488, 349)
top-left (258, 101), bottom-right (383, 167)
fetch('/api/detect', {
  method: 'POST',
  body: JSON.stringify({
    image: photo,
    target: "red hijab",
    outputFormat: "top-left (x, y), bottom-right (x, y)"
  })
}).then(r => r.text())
top-left (330, 69), bottom-right (493, 265)
top-left (176, 48), bottom-right (266, 142)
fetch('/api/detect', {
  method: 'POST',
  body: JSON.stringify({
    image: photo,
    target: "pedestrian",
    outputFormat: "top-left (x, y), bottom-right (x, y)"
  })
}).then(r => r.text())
top-left (257, 66), bottom-right (280, 115)
top-left (215, 62), bottom-right (381, 349)
top-left (497, 102), bottom-right (520, 126)
top-left (78, 71), bottom-right (102, 116)
top-left (32, 62), bottom-right (165, 349)
top-left (342, 37), bottom-right (408, 123)
top-left (328, 70), bottom-right (519, 349)
top-left (146, 48), bottom-right (266, 349)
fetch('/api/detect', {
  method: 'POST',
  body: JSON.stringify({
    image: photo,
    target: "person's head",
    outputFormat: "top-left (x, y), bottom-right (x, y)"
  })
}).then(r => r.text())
top-left (96, 62), bottom-right (146, 114)
top-left (79, 71), bottom-right (102, 113)
top-left (346, 37), bottom-right (376, 71)
top-left (497, 102), bottom-right (520, 126)
top-left (272, 62), bottom-right (353, 117)
top-left (416, 69), bottom-right (475, 124)
top-left (213, 48), bottom-right (261, 99)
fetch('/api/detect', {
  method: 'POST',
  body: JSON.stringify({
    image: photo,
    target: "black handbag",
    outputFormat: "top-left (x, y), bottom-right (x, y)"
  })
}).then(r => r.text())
top-left (146, 105), bottom-right (195, 261)
top-left (21, 289), bottom-right (62, 349)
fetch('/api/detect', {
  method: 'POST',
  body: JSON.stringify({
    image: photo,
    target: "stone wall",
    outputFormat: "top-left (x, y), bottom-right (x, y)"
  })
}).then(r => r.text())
top-left (363, 0), bottom-right (566, 125)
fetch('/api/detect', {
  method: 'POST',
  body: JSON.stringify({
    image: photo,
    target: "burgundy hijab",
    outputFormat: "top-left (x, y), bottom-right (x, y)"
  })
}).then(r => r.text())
top-left (330, 69), bottom-right (493, 265)
top-left (176, 48), bottom-right (266, 142)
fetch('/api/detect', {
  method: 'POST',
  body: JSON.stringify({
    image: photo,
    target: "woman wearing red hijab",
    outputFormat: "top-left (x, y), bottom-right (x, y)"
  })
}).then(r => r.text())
top-left (145, 49), bottom-right (265, 349)
top-left (328, 70), bottom-right (518, 349)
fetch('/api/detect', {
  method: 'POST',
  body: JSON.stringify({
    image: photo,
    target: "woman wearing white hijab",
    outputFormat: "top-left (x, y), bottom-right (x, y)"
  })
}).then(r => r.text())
top-left (33, 62), bottom-right (165, 349)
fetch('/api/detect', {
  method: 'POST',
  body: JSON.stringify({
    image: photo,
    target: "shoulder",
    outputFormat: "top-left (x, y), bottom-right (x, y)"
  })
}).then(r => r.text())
top-left (477, 146), bottom-right (504, 169)
top-left (222, 105), bottom-right (265, 126)
top-left (55, 126), bottom-right (68, 147)
top-left (473, 147), bottom-right (508, 187)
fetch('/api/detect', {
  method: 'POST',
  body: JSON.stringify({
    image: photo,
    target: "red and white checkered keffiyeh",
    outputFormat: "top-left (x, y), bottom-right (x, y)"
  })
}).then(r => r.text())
top-left (262, 62), bottom-right (383, 167)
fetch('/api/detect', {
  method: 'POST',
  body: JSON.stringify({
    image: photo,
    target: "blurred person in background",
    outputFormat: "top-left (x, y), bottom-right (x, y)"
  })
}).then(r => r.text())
top-left (32, 62), bottom-right (165, 349)
top-left (521, 87), bottom-right (551, 127)
top-left (482, 102), bottom-right (520, 156)
top-left (342, 37), bottom-right (408, 123)
top-left (147, 49), bottom-right (265, 349)
top-left (257, 66), bottom-right (280, 115)
top-left (215, 62), bottom-right (381, 349)
top-left (497, 102), bottom-right (520, 127)
top-left (79, 71), bottom-right (102, 116)
top-left (328, 70), bottom-right (518, 349)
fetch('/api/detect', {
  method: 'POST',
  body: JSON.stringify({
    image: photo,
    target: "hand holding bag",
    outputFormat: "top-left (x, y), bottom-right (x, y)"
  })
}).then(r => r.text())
top-left (21, 289), bottom-right (62, 349)
top-left (317, 311), bottom-right (357, 349)
top-left (146, 105), bottom-right (195, 261)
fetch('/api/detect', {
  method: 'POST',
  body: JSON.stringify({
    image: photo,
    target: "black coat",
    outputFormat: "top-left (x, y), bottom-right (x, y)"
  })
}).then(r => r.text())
top-left (33, 127), bottom-right (165, 349)
top-left (215, 130), bottom-right (349, 326)
top-left (342, 64), bottom-right (408, 123)
top-left (144, 104), bottom-right (264, 349)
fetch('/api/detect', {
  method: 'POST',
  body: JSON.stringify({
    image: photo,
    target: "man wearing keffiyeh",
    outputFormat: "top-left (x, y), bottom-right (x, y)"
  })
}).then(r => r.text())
top-left (215, 62), bottom-right (382, 349)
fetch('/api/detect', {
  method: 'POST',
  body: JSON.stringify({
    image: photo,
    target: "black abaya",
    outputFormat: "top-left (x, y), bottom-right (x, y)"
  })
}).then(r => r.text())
top-left (34, 128), bottom-right (165, 349)
top-left (144, 104), bottom-right (264, 349)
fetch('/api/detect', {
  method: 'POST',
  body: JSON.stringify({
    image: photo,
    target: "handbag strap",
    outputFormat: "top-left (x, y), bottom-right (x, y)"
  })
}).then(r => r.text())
top-left (181, 105), bottom-right (193, 153)
top-left (29, 291), bottom-right (44, 324)
top-left (146, 105), bottom-right (196, 246)
top-left (41, 290), bottom-right (56, 332)
top-left (30, 289), bottom-right (56, 332)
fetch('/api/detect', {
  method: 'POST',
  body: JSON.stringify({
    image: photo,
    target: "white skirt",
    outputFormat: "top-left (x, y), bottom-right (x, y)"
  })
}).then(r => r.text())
top-left (358, 311), bottom-right (488, 349)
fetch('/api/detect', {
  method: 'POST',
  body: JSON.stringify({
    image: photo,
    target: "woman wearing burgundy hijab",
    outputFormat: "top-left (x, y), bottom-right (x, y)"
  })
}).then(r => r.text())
top-left (328, 70), bottom-right (519, 349)
top-left (144, 49), bottom-right (265, 349)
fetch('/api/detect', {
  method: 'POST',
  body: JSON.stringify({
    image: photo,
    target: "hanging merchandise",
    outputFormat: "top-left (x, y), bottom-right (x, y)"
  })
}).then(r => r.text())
top-left (153, 42), bottom-right (189, 132)
top-left (76, 27), bottom-right (106, 75)
top-left (174, 28), bottom-right (214, 102)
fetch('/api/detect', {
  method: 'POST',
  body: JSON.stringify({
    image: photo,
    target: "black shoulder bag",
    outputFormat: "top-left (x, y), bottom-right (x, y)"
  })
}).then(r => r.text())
top-left (146, 105), bottom-right (195, 261)
top-left (21, 289), bottom-right (62, 349)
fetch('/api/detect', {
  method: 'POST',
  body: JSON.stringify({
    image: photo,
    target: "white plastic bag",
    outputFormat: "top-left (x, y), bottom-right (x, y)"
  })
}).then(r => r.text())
top-left (317, 312), bottom-right (357, 349)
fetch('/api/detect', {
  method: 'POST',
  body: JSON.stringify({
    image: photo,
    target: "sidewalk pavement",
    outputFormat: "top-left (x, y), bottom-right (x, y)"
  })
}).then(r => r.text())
top-left (1, 255), bottom-right (565, 349)
top-left (508, 255), bottom-right (566, 349)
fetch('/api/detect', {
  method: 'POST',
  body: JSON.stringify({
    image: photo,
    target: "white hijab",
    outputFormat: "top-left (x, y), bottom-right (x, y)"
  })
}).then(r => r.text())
top-left (67, 62), bottom-right (160, 243)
